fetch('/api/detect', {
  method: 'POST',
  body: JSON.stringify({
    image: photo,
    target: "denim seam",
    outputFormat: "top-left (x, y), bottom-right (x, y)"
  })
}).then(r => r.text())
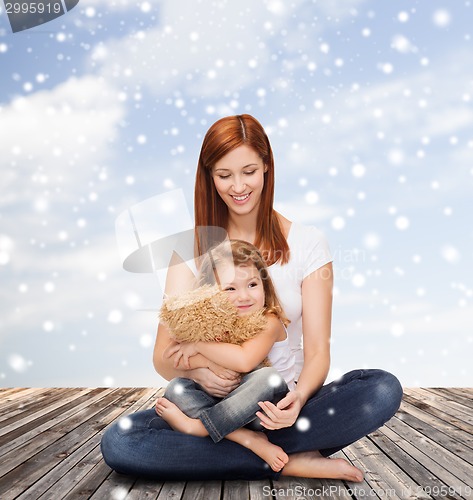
top-left (199, 410), bottom-right (223, 442)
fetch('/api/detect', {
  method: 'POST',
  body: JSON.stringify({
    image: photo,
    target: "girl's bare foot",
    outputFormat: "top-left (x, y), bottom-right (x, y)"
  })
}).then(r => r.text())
top-left (238, 430), bottom-right (288, 472)
top-left (281, 450), bottom-right (364, 482)
top-left (155, 397), bottom-right (208, 437)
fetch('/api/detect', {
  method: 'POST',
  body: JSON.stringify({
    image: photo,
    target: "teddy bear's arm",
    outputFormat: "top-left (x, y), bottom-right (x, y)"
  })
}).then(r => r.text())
top-left (194, 315), bottom-right (283, 373)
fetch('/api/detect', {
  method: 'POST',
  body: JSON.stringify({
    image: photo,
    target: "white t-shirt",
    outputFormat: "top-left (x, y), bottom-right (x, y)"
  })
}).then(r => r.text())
top-left (267, 222), bottom-right (333, 379)
top-left (267, 324), bottom-right (296, 390)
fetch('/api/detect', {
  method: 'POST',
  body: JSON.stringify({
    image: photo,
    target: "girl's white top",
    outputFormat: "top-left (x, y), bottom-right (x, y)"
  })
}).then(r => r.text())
top-left (267, 222), bottom-right (333, 380)
top-left (267, 325), bottom-right (296, 391)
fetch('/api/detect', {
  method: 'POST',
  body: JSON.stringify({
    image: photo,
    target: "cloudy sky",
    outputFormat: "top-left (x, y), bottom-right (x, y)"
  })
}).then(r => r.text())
top-left (0, 1), bottom-right (472, 388)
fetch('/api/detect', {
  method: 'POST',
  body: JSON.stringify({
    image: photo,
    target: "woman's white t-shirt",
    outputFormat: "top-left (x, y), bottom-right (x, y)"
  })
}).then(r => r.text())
top-left (267, 325), bottom-right (296, 391)
top-left (267, 222), bottom-right (333, 380)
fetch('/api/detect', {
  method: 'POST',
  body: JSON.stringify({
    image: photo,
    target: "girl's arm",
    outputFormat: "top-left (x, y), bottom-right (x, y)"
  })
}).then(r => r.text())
top-left (169, 314), bottom-right (283, 373)
top-left (256, 262), bottom-right (333, 430)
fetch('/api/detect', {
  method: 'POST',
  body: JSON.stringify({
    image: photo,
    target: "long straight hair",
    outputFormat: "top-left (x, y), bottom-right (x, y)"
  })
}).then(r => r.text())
top-left (198, 240), bottom-right (289, 326)
top-left (194, 114), bottom-right (289, 266)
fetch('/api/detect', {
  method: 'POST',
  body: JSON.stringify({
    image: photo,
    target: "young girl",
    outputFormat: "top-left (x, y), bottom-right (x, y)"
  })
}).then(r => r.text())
top-left (155, 239), bottom-right (297, 472)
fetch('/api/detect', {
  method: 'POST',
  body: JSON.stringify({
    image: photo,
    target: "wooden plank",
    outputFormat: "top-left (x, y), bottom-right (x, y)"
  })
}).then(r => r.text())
top-left (395, 405), bottom-right (473, 464)
top-left (381, 421), bottom-right (472, 497)
top-left (400, 399), bottom-right (473, 451)
top-left (345, 436), bottom-right (429, 499)
top-left (1, 388), bottom-right (471, 500)
top-left (335, 449), bottom-right (383, 499)
top-left (423, 388), bottom-right (473, 410)
top-left (272, 475), bottom-right (362, 500)
top-left (41, 386), bottom-right (158, 500)
top-left (402, 393), bottom-right (473, 436)
top-left (403, 389), bottom-right (473, 424)
top-left (368, 428), bottom-right (456, 500)
top-left (0, 388), bottom-right (141, 498)
top-left (124, 477), bottom-right (165, 500)
top-left (180, 480), bottom-right (222, 500)
top-left (0, 388), bottom-right (75, 425)
top-left (222, 480), bottom-right (249, 500)
top-left (0, 387), bottom-right (29, 398)
top-left (19, 388), bottom-right (159, 500)
top-left (272, 476), bottom-right (325, 500)
top-left (385, 415), bottom-right (473, 486)
top-left (0, 388), bottom-right (53, 413)
top-left (156, 482), bottom-right (186, 499)
top-left (0, 389), bottom-right (123, 477)
top-left (446, 388), bottom-right (473, 399)
top-left (0, 389), bottom-right (85, 438)
top-left (248, 480), bottom-right (272, 500)
top-left (78, 469), bottom-right (136, 500)
top-left (0, 388), bottom-right (109, 457)
top-left (61, 458), bottom-right (114, 499)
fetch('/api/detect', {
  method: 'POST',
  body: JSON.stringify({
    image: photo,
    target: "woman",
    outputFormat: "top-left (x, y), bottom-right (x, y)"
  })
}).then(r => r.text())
top-left (101, 114), bottom-right (403, 481)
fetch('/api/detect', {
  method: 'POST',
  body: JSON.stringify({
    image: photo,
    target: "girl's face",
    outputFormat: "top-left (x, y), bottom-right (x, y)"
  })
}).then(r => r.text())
top-left (217, 263), bottom-right (265, 315)
top-left (211, 144), bottom-right (267, 218)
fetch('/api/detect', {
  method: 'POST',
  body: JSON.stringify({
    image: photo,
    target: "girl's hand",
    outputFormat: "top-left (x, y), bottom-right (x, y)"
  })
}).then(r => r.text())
top-left (207, 361), bottom-right (241, 381)
top-left (163, 340), bottom-right (199, 368)
top-left (255, 390), bottom-right (304, 430)
top-left (191, 367), bottom-right (241, 398)
top-left (174, 342), bottom-right (199, 369)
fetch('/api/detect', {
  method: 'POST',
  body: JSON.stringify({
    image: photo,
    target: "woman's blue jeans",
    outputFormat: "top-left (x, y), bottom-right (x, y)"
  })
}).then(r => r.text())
top-left (100, 368), bottom-right (403, 481)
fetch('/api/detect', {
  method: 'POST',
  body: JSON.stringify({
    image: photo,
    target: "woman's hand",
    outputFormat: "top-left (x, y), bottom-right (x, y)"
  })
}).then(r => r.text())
top-left (207, 361), bottom-right (241, 381)
top-left (255, 390), bottom-right (304, 430)
top-left (191, 367), bottom-right (241, 398)
top-left (164, 340), bottom-right (199, 369)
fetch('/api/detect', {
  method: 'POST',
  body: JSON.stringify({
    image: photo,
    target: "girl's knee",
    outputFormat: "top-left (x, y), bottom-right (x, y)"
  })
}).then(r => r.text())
top-left (164, 377), bottom-right (194, 404)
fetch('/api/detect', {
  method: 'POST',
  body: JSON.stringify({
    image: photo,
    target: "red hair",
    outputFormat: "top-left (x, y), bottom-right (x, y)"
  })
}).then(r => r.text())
top-left (194, 114), bottom-right (289, 266)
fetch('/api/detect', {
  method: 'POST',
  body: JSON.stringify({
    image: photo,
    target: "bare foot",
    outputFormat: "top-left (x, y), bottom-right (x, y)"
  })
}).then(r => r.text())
top-left (236, 430), bottom-right (288, 472)
top-left (282, 450), bottom-right (364, 482)
top-left (155, 397), bottom-right (208, 437)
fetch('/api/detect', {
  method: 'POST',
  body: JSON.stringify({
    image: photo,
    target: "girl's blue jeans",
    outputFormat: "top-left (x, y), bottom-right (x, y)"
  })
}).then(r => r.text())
top-left (100, 368), bottom-right (403, 481)
top-left (163, 366), bottom-right (288, 442)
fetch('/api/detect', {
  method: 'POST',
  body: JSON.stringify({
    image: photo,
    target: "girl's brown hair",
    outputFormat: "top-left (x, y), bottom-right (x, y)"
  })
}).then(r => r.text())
top-left (198, 240), bottom-right (289, 326)
top-left (194, 114), bottom-right (290, 266)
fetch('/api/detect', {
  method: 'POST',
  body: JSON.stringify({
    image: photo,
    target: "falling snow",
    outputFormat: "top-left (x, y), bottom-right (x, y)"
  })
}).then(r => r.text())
top-left (0, 1), bottom-right (471, 388)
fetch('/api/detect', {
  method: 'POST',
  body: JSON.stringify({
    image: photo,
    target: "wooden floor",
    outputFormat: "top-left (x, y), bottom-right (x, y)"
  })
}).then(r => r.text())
top-left (0, 388), bottom-right (471, 500)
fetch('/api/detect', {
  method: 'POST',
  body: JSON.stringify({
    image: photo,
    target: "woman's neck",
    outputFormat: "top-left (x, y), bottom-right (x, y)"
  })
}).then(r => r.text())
top-left (226, 211), bottom-right (258, 244)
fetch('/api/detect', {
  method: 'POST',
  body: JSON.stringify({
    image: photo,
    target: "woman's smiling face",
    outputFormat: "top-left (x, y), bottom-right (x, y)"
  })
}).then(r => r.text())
top-left (211, 144), bottom-right (267, 217)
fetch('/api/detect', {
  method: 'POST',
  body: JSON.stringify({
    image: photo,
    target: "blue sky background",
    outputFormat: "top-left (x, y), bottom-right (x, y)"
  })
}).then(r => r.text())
top-left (0, 0), bottom-right (472, 388)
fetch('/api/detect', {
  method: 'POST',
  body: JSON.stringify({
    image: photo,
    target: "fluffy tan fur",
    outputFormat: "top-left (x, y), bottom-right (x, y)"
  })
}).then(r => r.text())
top-left (160, 284), bottom-right (270, 366)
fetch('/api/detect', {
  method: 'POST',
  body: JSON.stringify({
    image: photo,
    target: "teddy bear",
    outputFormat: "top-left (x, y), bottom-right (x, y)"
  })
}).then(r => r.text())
top-left (159, 284), bottom-right (270, 366)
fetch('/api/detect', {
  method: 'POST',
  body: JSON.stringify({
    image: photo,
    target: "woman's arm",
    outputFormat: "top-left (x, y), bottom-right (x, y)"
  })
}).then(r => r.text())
top-left (295, 261), bottom-right (333, 405)
top-left (153, 251), bottom-right (200, 380)
top-left (256, 262), bottom-right (333, 429)
top-left (168, 314), bottom-right (283, 373)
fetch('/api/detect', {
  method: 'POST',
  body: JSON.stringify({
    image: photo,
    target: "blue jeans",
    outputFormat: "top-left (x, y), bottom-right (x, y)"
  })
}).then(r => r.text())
top-left (164, 367), bottom-right (288, 442)
top-left (101, 368), bottom-right (403, 481)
